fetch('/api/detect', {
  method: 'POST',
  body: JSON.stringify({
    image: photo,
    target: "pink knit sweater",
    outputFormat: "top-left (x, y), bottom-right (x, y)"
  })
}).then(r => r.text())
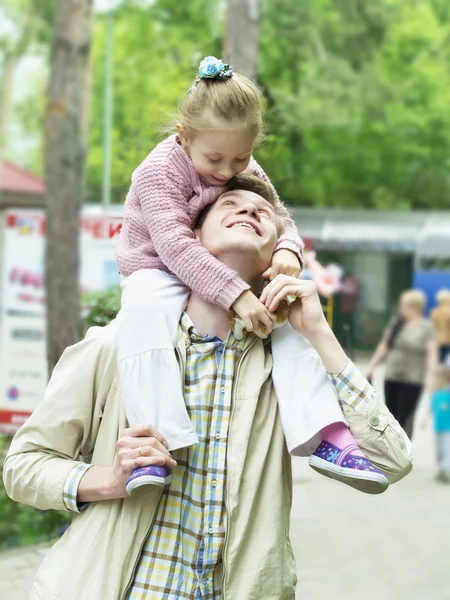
top-left (117, 135), bottom-right (304, 310)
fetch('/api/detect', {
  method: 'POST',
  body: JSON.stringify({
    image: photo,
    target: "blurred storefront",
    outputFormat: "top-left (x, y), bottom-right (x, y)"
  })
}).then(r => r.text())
top-left (292, 207), bottom-right (450, 350)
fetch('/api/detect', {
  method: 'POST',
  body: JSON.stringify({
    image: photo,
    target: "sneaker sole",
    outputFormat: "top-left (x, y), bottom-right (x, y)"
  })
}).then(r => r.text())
top-left (126, 473), bottom-right (173, 495)
top-left (309, 455), bottom-right (389, 495)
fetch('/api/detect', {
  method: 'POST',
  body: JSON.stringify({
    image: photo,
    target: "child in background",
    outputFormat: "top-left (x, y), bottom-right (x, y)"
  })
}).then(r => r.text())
top-left (116, 56), bottom-right (388, 495)
top-left (430, 366), bottom-right (450, 483)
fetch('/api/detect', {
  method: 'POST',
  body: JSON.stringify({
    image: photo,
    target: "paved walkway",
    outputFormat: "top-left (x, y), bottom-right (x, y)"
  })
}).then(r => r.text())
top-left (1, 367), bottom-right (450, 599)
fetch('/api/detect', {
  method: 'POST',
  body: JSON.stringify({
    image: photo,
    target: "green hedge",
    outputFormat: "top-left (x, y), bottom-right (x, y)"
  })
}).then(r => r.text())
top-left (0, 286), bottom-right (121, 548)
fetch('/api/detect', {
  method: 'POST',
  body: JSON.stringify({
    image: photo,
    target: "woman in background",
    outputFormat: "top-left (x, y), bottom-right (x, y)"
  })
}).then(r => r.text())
top-left (367, 290), bottom-right (437, 439)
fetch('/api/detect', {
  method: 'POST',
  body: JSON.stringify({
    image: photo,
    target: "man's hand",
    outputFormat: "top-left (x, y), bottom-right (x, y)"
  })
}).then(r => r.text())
top-left (112, 424), bottom-right (176, 497)
top-left (232, 289), bottom-right (277, 334)
top-left (262, 249), bottom-right (301, 281)
top-left (78, 424), bottom-right (176, 502)
top-left (260, 275), bottom-right (327, 338)
top-left (260, 275), bottom-right (349, 373)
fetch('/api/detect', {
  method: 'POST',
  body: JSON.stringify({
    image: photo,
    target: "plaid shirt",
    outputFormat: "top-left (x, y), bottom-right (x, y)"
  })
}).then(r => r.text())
top-left (63, 321), bottom-right (375, 598)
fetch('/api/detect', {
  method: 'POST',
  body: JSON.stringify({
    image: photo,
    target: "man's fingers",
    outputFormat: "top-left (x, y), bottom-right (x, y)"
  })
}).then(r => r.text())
top-left (119, 437), bottom-right (172, 458)
top-left (268, 286), bottom-right (299, 311)
top-left (135, 455), bottom-right (176, 469)
top-left (122, 424), bottom-right (168, 448)
top-left (119, 445), bottom-right (176, 467)
top-left (261, 267), bottom-right (272, 280)
top-left (261, 276), bottom-right (291, 308)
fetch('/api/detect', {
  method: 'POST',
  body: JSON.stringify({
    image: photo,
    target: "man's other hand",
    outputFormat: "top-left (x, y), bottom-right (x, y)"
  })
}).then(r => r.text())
top-left (260, 275), bottom-right (328, 339)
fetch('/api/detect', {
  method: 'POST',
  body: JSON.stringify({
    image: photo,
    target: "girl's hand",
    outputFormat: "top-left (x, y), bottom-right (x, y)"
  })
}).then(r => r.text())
top-left (262, 249), bottom-right (301, 281)
top-left (232, 289), bottom-right (277, 334)
top-left (260, 275), bottom-right (327, 338)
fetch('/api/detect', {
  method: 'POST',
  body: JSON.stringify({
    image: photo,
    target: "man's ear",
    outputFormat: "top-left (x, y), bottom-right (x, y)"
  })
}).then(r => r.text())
top-left (176, 123), bottom-right (189, 150)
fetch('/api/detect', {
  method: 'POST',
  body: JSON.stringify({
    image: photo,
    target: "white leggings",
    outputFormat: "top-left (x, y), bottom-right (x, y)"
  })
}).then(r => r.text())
top-left (117, 269), bottom-right (345, 455)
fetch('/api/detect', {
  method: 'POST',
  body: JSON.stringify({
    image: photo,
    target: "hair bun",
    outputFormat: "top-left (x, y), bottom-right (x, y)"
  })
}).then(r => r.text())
top-left (198, 56), bottom-right (233, 80)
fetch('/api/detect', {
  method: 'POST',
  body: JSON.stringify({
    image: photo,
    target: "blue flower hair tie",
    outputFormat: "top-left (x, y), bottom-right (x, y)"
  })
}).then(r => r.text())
top-left (187, 56), bottom-right (233, 97)
top-left (198, 56), bottom-right (234, 80)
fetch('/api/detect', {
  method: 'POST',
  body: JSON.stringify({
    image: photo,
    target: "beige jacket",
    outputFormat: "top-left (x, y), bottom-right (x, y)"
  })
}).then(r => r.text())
top-left (3, 321), bottom-right (412, 600)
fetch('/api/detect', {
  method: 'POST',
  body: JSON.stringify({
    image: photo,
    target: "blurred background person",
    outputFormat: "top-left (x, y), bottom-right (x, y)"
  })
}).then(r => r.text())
top-left (431, 289), bottom-right (450, 364)
top-left (422, 365), bottom-right (450, 484)
top-left (366, 290), bottom-right (437, 440)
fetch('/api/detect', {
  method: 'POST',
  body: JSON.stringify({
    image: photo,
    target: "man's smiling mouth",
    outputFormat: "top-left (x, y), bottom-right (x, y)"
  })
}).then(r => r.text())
top-left (226, 220), bottom-right (262, 236)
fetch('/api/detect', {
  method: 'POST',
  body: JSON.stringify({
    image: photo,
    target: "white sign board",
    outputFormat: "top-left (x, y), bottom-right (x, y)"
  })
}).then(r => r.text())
top-left (0, 207), bottom-right (123, 432)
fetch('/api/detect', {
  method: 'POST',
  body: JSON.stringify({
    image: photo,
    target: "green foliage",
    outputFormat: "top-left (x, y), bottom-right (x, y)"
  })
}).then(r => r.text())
top-left (0, 435), bottom-right (70, 548)
top-left (82, 285), bottom-right (121, 331)
top-left (8, 0), bottom-right (450, 210)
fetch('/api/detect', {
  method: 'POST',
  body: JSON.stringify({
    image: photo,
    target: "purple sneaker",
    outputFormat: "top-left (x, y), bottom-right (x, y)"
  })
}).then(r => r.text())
top-left (125, 465), bottom-right (173, 495)
top-left (308, 441), bottom-right (389, 495)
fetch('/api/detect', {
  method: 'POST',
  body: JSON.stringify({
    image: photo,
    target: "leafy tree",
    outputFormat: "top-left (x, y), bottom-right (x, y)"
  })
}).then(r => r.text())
top-left (7, 0), bottom-right (450, 211)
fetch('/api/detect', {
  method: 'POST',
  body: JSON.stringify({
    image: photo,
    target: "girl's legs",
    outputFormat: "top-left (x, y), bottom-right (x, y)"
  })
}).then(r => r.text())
top-left (271, 323), bottom-right (388, 494)
top-left (271, 322), bottom-right (345, 456)
top-left (117, 270), bottom-right (197, 492)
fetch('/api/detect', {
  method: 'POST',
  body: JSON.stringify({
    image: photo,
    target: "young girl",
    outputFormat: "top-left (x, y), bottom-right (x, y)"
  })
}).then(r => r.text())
top-left (117, 56), bottom-right (388, 495)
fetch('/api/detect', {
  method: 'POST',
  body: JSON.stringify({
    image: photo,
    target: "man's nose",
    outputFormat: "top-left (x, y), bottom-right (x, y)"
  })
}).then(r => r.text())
top-left (237, 204), bottom-right (260, 220)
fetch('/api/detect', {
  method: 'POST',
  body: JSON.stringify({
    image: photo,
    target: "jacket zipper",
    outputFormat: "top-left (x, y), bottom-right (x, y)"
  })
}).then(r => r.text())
top-left (221, 337), bottom-right (257, 599)
top-left (119, 504), bottom-right (160, 600)
top-left (121, 344), bottom-right (185, 600)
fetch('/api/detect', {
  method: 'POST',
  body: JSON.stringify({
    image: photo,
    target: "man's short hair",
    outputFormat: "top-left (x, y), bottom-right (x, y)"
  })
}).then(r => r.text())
top-left (196, 173), bottom-right (288, 235)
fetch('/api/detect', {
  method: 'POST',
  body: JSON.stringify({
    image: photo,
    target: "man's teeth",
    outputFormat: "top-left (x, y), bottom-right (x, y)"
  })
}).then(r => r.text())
top-left (232, 223), bottom-right (254, 231)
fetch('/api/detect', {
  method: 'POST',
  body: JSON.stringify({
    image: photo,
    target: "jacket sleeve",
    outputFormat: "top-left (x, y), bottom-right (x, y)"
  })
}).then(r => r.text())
top-left (2, 325), bottom-right (119, 512)
top-left (247, 157), bottom-right (305, 267)
top-left (328, 361), bottom-right (413, 484)
top-left (134, 159), bottom-right (250, 310)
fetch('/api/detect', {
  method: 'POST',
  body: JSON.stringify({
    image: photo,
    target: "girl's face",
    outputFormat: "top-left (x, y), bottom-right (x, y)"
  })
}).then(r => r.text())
top-left (177, 123), bottom-right (255, 186)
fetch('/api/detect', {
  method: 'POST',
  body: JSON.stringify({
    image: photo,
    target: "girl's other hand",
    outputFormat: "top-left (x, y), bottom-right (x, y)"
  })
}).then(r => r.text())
top-left (262, 249), bottom-right (301, 281)
top-left (232, 290), bottom-right (277, 334)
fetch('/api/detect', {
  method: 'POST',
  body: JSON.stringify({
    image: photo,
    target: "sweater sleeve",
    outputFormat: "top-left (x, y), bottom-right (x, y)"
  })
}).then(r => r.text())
top-left (248, 157), bottom-right (305, 268)
top-left (134, 159), bottom-right (249, 310)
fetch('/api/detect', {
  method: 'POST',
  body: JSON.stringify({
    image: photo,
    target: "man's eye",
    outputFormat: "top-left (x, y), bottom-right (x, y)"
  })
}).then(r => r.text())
top-left (223, 201), bottom-right (235, 206)
top-left (259, 209), bottom-right (270, 216)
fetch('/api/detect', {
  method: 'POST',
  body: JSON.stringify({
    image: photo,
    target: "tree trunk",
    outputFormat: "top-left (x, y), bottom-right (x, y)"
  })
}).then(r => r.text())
top-left (223, 0), bottom-right (260, 82)
top-left (44, 0), bottom-right (93, 375)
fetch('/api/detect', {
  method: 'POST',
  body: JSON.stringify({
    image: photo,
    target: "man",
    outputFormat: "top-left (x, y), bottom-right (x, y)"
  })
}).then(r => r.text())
top-left (4, 174), bottom-right (412, 600)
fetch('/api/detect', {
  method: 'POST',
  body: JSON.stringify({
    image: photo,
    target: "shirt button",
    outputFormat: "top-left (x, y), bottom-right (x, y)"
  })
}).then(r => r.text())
top-left (212, 480), bottom-right (217, 487)
top-left (202, 578), bottom-right (209, 585)
top-left (208, 526), bottom-right (214, 534)
top-left (215, 433), bottom-right (221, 440)
top-left (220, 386), bottom-right (226, 393)
top-left (369, 415), bottom-right (380, 427)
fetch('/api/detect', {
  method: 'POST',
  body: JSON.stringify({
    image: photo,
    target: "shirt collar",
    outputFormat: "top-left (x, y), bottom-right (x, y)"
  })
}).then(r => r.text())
top-left (180, 312), bottom-right (246, 349)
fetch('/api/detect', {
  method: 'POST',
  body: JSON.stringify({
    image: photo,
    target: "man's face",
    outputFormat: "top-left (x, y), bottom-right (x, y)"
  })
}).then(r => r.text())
top-left (196, 189), bottom-right (279, 275)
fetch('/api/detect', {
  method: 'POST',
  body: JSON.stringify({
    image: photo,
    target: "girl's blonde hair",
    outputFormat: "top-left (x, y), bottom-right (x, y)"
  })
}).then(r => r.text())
top-left (175, 71), bottom-right (265, 145)
top-left (400, 289), bottom-right (426, 312)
